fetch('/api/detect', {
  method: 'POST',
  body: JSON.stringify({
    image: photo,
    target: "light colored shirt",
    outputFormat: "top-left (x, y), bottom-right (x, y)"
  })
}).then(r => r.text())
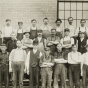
top-left (66, 25), bottom-right (76, 37)
top-left (56, 26), bottom-right (62, 32)
top-left (25, 49), bottom-right (42, 74)
top-left (37, 37), bottom-right (42, 42)
top-left (75, 26), bottom-right (88, 36)
top-left (60, 36), bottom-right (74, 47)
top-left (68, 51), bottom-right (81, 64)
top-left (2, 26), bottom-right (15, 37)
top-left (40, 25), bottom-right (52, 31)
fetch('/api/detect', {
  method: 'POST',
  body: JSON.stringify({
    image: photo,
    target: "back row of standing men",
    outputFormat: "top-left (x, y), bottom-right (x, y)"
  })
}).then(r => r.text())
top-left (0, 17), bottom-right (88, 88)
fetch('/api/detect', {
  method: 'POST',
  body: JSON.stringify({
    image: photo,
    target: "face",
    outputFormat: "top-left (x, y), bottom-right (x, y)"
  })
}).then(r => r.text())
top-left (6, 21), bottom-right (11, 26)
top-left (37, 32), bottom-right (42, 37)
top-left (72, 46), bottom-right (77, 52)
top-left (57, 44), bottom-right (62, 52)
top-left (56, 21), bottom-right (61, 27)
top-left (80, 21), bottom-right (86, 27)
top-left (68, 18), bottom-right (73, 25)
top-left (43, 19), bottom-right (49, 25)
top-left (33, 44), bottom-right (38, 49)
top-left (0, 46), bottom-right (7, 51)
top-left (25, 33), bottom-right (30, 38)
top-left (16, 41), bottom-right (22, 48)
top-left (51, 30), bottom-right (56, 35)
top-left (18, 24), bottom-right (23, 29)
top-left (32, 21), bottom-right (37, 27)
top-left (64, 31), bottom-right (69, 36)
top-left (79, 33), bottom-right (85, 38)
top-left (11, 34), bottom-right (16, 40)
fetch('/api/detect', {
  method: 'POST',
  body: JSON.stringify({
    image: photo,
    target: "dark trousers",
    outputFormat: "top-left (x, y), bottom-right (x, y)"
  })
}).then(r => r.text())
top-left (69, 64), bottom-right (80, 88)
top-left (3, 37), bottom-right (11, 44)
top-left (53, 64), bottom-right (67, 88)
top-left (30, 66), bottom-right (39, 88)
top-left (12, 61), bottom-right (25, 88)
top-left (82, 64), bottom-right (88, 88)
top-left (0, 64), bottom-right (9, 88)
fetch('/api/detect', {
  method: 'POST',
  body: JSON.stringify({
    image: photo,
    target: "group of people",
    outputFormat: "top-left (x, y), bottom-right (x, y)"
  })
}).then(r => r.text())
top-left (0, 17), bottom-right (88, 88)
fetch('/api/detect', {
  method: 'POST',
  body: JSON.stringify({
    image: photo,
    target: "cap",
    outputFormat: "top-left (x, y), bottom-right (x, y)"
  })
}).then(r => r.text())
top-left (64, 28), bottom-right (70, 32)
top-left (80, 19), bottom-right (86, 23)
top-left (31, 19), bottom-right (37, 23)
top-left (68, 17), bottom-right (73, 21)
top-left (55, 18), bottom-right (62, 23)
top-left (37, 29), bottom-right (42, 33)
top-left (18, 22), bottom-right (23, 25)
top-left (23, 30), bottom-right (30, 35)
top-left (6, 19), bottom-right (11, 22)
top-left (33, 39), bottom-right (39, 45)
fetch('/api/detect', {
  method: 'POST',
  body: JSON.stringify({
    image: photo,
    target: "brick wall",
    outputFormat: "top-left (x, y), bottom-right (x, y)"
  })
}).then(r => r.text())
top-left (0, 0), bottom-right (57, 30)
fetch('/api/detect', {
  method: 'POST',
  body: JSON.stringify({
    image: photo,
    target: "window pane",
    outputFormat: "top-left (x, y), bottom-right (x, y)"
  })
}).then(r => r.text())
top-left (71, 3), bottom-right (76, 10)
top-left (65, 11), bottom-right (70, 19)
top-left (59, 11), bottom-right (64, 19)
top-left (83, 11), bottom-right (88, 19)
top-left (71, 11), bottom-right (76, 19)
top-left (77, 3), bottom-right (82, 10)
top-left (65, 3), bottom-right (70, 10)
top-left (59, 2), bottom-right (64, 10)
top-left (83, 3), bottom-right (88, 10)
top-left (77, 11), bottom-right (82, 19)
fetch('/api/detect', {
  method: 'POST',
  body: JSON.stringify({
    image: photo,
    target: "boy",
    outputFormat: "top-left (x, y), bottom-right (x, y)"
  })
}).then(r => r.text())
top-left (25, 40), bottom-right (42, 88)
top-left (53, 43), bottom-right (67, 88)
top-left (9, 40), bottom-right (26, 88)
top-left (0, 44), bottom-right (9, 88)
top-left (40, 47), bottom-right (54, 88)
top-left (68, 44), bottom-right (81, 88)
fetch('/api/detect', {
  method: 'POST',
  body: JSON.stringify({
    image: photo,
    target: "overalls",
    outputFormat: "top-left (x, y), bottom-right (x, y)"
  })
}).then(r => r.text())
top-left (41, 55), bottom-right (53, 88)
top-left (53, 52), bottom-right (67, 88)
top-left (0, 53), bottom-right (9, 88)
top-left (17, 29), bottom-right (23, 40)
top-left (42, 26), bottom-right (50, 39)
top-left (30, 27), bottom-right (37, 39)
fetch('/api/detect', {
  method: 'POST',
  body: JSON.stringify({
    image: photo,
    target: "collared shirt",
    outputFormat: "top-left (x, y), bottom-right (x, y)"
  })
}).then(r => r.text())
top-left (40, 25), bottom-right (52, 31)
top-left (9, 48), bottom-right (26, 62)
top-left (25, 49), bottom-right (42, 71)
top-left (68, 51), bottom-right (81, 64)
top-left (2, 26), bottom-right (15, 37)
top-left (66, 25), bottom-right (76, 37)
top-left (60, 36), bottom-right (74, 46)
top-left (75, 26), bottom-right (88, 36)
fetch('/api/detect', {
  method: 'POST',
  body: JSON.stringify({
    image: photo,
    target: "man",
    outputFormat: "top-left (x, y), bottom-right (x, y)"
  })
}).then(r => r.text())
top-left (27, 19), bottom-right (37, 39)
top-left (2, 19), bottom-right (15, 44)
top-left (17, 22), bottom-right (25, 40)
top-left (25, 40), bottom-right (42, 88)
top-left (0, 44), bottom-right (9, 88)
top-left (40, 47), bottom-right (54, 88)
top-left (34, 29), bottom-right (46, 53)
top-left (47, 29), bottom-right (60, 55)
top-left (68, 44), bottom-right (81, 88)
top-left (40, 18), bottom-right (52, 39)
top-left (75, 19), bottom-right (88, 37)
top-left (9, 40), bottom-right (26, 88)
top-left (77, 31), bottom-right (88, 54)
top-left (0, 31), bottom-right (3, 45)
top-left (53, 43), bottom-right (67, 88)
top-left (61, 28), bottom-right (74, 60)
top-left (66, 17), bottom-right (76, 37)
top-left (21, 31), bottom-right (33, 54)
top-left (81, 44), bottom-right (88, 88)
top-left (55, 18), bottom-right (63, 38)
top-left (7, 33), bottom-right (17, 55)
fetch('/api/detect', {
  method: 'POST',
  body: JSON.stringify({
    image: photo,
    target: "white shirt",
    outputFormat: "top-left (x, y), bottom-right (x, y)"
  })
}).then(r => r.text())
top-left (25, 49), bottom-right (42, 74)
top-left (66, 25), bottom-right (75, 37)
top-left (75, 26), bottom-right (88, 36)
top-left (60, 36), bottom-right (74, 46)
top-left (56, 26), bottom-right (62, 32)
top-left (40, 25), bottom-right (52, 31)
top-left (68, 51), bottom-right (81, 64)
top-left (2, 26), bottom-right (15, 37)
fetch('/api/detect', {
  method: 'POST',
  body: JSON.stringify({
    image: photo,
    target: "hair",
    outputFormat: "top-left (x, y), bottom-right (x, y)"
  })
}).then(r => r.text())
top-left (16, 40), bottom-right (22, 44)
top-left (51, 29), bottom-right (56, 31)
top-left (6, 19), bottom-right (11, 22)
top-left (55, 18), bottom-right (62, 23)
top-left (18, 22), bottom-right (23, 25)
top-left (33, 39), bottom-right (39, 45)
top-left (71, 44), bottom-right (77, 48)
top-left (80, 19), bottom-right (86, 23)
top-left (43, 18), bottom-right (49, 22)
top-left (57, 43), bottom-right (62, 47)
top-left (68, 17), bottom-right (73, 21)
top-left (31, 19), bottom-right (37, 23)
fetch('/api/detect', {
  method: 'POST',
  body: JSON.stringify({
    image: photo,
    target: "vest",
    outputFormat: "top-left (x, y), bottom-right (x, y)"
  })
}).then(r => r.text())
top-left (78, 38), bottom-right (87, 54)
top-left (30, 50), bottom-right (40, 66)
top-left (56, 52), bottom-right (64, 59)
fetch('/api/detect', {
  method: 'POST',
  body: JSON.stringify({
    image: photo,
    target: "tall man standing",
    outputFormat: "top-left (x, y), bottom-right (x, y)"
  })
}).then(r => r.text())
top-left (9, 40), bottom-right (26, 88)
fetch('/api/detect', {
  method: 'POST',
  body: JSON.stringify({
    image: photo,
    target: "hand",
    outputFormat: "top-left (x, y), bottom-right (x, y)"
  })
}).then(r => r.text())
top-left (27, 70), bottom-right (29, 75)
